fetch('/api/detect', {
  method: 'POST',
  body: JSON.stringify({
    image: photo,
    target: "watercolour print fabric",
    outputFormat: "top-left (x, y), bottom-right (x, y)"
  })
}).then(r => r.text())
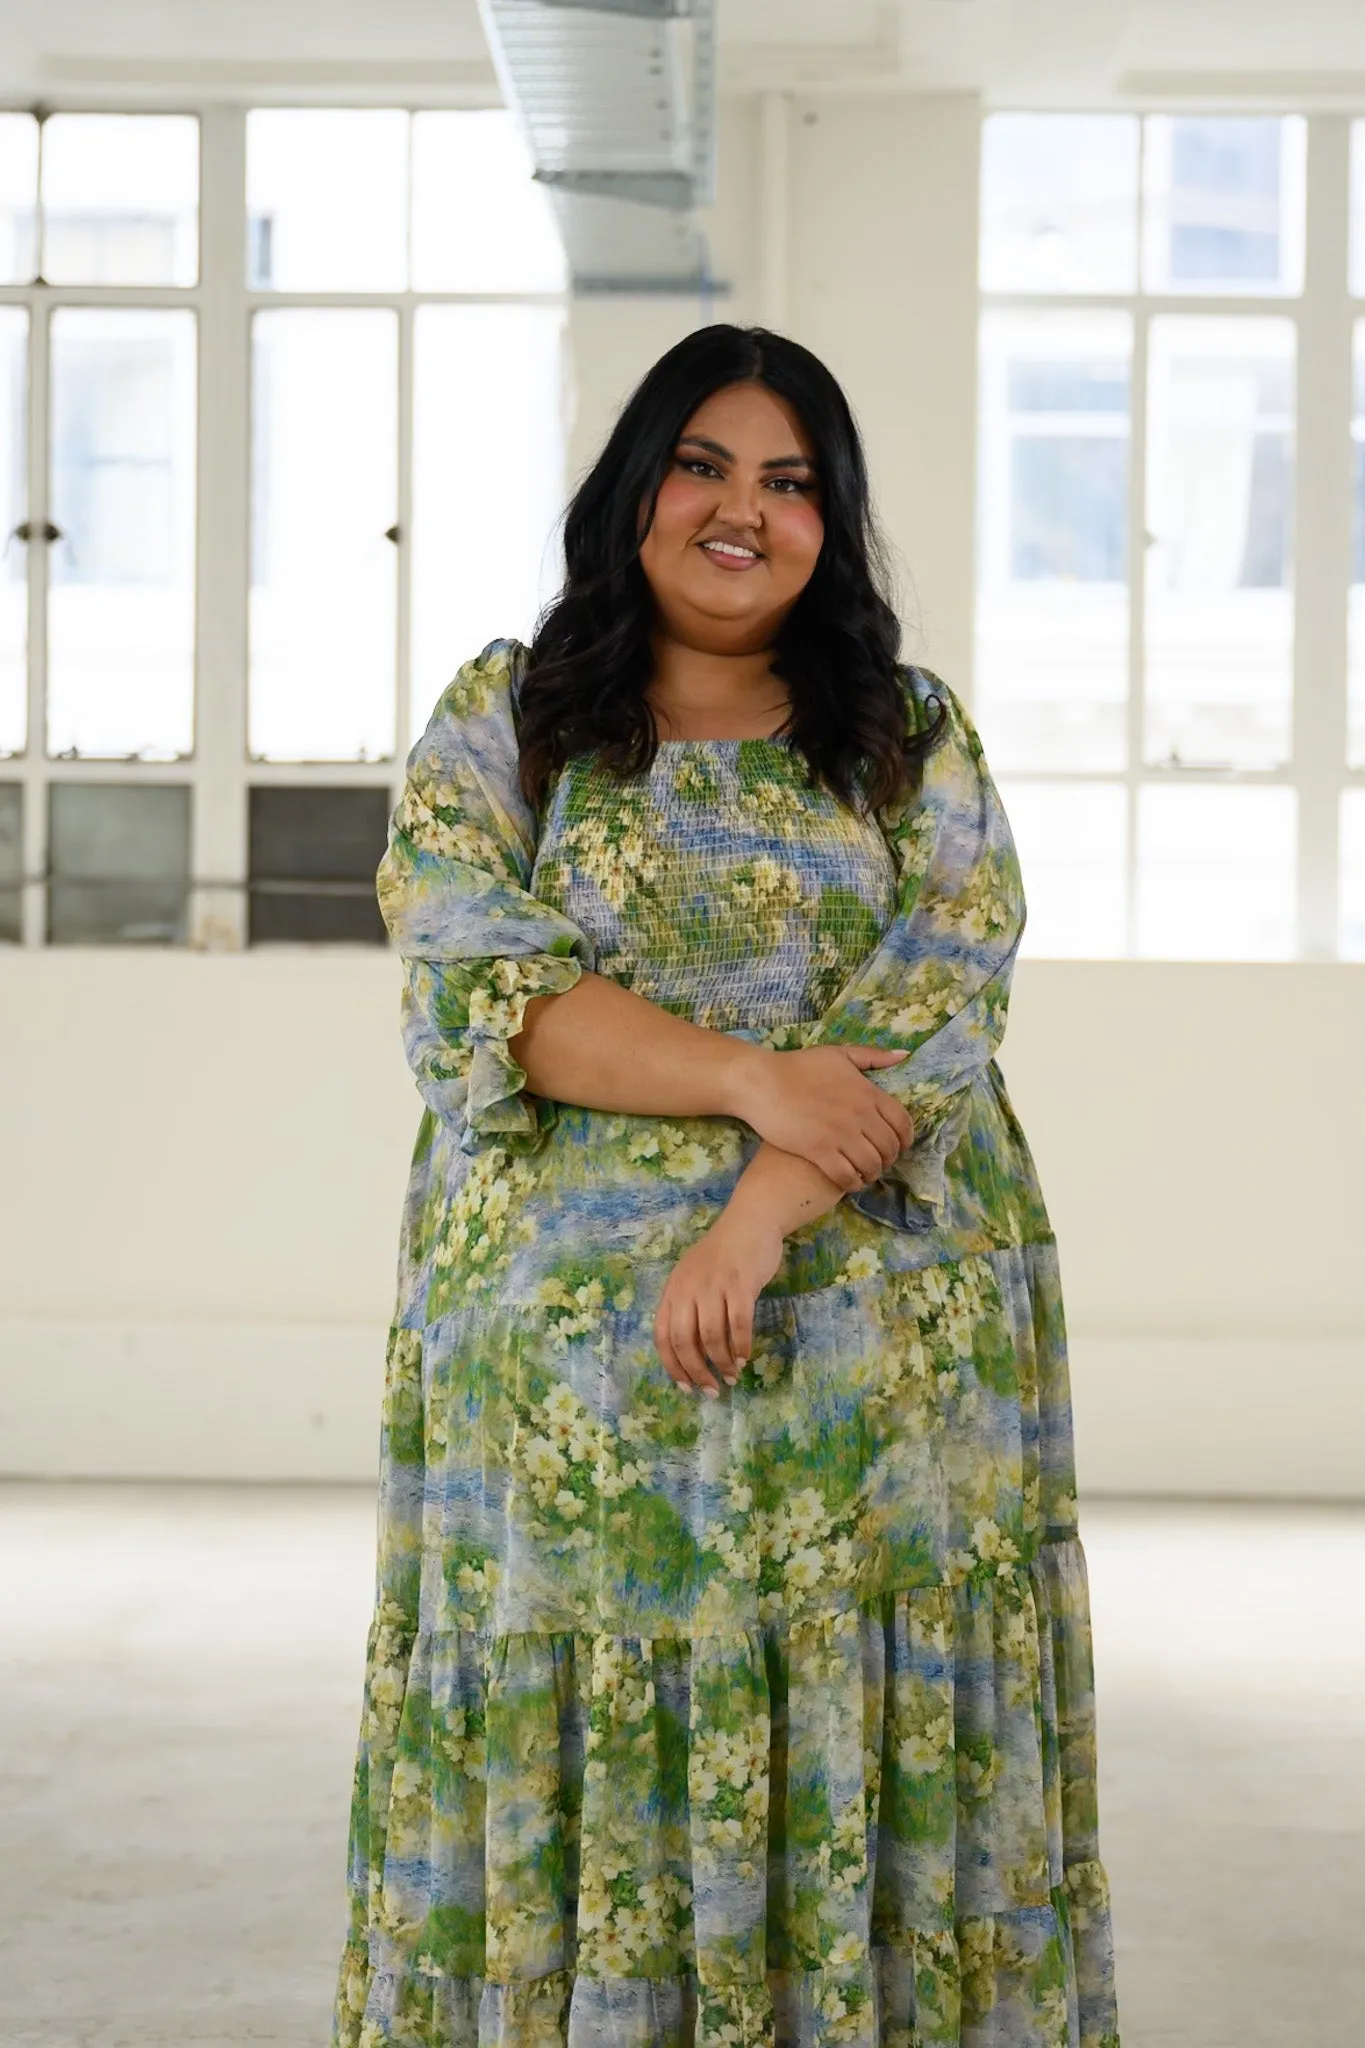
top-left (332, 639), bottom-right (1121, 2048)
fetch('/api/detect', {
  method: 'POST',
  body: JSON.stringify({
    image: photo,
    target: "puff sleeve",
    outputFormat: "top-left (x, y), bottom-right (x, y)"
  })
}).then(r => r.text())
top-left (804, 667), bottom-right (1026, 1226)
top-left (376, 639), bottom-right (594, 1154)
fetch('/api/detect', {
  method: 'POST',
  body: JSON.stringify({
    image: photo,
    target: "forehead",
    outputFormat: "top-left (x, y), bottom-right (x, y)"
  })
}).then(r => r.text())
top-left (680, 380), bottom-right (814, 459)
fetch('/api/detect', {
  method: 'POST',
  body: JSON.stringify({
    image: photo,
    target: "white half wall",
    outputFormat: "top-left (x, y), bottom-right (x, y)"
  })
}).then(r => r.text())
top-left (1, 951), bottom-right (1362, 1495)
top-left (3, 1321), bottom-right (1363, 1500)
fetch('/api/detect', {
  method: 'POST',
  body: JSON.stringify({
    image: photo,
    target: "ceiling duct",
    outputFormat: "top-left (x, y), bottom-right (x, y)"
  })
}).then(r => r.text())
top-left (477, 0), bottom-right (718, 294)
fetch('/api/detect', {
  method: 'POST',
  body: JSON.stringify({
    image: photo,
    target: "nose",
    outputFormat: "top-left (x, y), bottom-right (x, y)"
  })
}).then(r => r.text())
top-left (715, 468), bottom-right (763, 529)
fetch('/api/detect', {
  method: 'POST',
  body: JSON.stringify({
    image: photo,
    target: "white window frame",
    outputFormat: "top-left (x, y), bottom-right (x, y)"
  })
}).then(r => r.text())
top-left (979, 110), bottom-right (1363, 961)
top-left (0, 101), bottom-right (567, 950)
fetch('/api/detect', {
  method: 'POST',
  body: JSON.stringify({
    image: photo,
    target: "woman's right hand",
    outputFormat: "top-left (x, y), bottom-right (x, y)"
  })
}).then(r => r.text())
top-left (726, 1044), bottom-right (914, 1192)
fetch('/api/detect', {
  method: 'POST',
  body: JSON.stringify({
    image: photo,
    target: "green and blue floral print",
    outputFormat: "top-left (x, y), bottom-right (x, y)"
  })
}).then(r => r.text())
top-left (333, 639), bottom-right (1120, 2048)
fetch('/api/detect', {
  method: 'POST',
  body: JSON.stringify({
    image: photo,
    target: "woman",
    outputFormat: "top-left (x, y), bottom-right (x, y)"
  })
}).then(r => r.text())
top-left (333, 325), bottom-right (1120, 2048)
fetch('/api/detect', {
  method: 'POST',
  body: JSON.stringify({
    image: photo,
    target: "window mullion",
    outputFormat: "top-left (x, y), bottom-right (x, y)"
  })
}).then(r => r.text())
top-left (192, 103), bottom-right (250, 950)
top-left (19, 290), bottom-right (49, 947)
top-left (395, 298), bottom-right (414, 772)
top-left (1126, 298), bottom-right (1149, 956)
top-left (1294, 114), bottom-right (1352, 961)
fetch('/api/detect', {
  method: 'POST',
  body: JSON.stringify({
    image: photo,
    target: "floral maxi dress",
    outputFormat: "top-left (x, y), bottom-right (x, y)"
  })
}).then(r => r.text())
top-left (333, 640), bottom-right (1121, 2048)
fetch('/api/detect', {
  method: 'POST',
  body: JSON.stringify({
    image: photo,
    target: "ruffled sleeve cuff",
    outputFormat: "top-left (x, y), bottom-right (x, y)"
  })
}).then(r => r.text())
top-left (849, 1093), bottom-right (974, 1234)
top-left (460, 951), bottom-right (585, 1153)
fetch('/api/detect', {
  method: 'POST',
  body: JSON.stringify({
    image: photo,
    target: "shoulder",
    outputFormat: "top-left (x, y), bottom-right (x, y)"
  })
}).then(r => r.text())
top-left (427, 637), bottom-right (531, 729)
top-left (898, 662), bottom-right (965, 733)
top-left (897, 662), bottom-right (985, 767)
top-left (403, 639), bottom-right (537, 837)
top-left (408, 638), bottom-right (531, 769)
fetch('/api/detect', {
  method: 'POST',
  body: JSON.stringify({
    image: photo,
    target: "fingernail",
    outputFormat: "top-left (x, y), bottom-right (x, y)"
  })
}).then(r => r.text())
top-left (702, 1385), bottom-right (720, 1400)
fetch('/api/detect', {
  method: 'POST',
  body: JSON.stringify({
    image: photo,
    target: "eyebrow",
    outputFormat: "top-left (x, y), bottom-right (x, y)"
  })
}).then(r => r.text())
top-left (677, 433), bottom-right (816, 472)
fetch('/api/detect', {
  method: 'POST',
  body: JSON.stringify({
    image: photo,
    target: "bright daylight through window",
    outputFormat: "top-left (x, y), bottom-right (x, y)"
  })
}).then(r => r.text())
top-left (3, 105), bottom-right (1363, 956)
top-left (0, 106), bottom-right (567, 945)
top-left (979, 111), bottom-right (1364, 960)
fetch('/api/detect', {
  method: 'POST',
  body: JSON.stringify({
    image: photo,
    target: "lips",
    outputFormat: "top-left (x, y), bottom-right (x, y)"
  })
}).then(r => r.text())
top-left (699, 538), bottom-right (764, 568)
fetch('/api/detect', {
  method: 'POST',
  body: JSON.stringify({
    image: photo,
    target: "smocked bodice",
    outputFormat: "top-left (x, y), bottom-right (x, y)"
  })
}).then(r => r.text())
top-left (530, 739), bottom-right (899, 1038)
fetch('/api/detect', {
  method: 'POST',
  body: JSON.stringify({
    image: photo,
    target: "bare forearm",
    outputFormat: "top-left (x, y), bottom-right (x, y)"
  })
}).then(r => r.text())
top-left (512, 971), bottom-right (913, 1191)
top-left (512, 969), bottom-right (758, 1119)
top-left (724, 1140), bottom-right (846, 1240)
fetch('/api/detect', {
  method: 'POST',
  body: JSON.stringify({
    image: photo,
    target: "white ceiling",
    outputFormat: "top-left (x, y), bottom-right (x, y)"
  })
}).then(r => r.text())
top-left (722, 1), bottom-right (1365, 103)
top-left (6, 0), bottom-right (1365, 105)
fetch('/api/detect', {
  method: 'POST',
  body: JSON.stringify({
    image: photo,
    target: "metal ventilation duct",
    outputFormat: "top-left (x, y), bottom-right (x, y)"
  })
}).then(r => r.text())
top-left (478, 0), bottom-right (718, 294)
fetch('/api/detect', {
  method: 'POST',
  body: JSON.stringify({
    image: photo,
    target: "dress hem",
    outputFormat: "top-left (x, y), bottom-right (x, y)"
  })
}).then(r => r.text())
top-left (335, 1859), bottom-right (1120, 2048)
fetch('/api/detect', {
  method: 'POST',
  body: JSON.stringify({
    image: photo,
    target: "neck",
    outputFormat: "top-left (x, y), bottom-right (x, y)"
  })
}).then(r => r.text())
top-left (646, 634), bottom-right (790, 739)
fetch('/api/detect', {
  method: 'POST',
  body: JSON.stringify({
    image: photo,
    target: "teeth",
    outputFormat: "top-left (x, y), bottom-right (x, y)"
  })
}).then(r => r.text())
top-left (704, 541), bottom-right (759, 559)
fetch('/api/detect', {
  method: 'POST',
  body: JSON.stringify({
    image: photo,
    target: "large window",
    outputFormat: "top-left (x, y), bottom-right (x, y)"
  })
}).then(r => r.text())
top-left (0, 106), bottom-right (566, 946)
top-left (978, 112), bottom-right (1363, 960)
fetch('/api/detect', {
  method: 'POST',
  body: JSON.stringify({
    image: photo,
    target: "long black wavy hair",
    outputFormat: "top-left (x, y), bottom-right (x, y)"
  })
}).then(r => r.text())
top-left (518, 324), bottom-right (943, 814)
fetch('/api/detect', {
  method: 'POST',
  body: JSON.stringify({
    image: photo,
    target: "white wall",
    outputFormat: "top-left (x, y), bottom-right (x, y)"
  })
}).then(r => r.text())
top-left (2, 950), bottom-right (1362, 1496)
top-left (3, 90), bottom-right (1362, 1497)
top-left (0, 952), bottom-right (415, 1480)
top-left (1002, 962), bottom-right (1365, 1501)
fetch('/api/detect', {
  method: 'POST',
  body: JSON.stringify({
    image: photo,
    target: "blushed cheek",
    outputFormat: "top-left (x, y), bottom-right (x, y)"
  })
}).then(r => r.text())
top-left (649, 474), bottom-right (711, 542)
top-left (772, 502), bottom-right (824, 577)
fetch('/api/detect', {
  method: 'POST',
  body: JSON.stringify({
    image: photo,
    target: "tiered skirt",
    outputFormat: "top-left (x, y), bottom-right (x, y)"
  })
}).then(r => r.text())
top-left (333, 1239), bottom-right (1120, 2047)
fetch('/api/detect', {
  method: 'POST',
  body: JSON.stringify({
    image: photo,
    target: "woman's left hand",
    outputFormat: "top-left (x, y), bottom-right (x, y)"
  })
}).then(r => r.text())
top-left (654, 1206), bottom-right (784, 1397)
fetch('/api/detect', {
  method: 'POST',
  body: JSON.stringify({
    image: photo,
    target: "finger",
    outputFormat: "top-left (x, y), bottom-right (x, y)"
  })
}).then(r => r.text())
top-left (699, 1296), bottom-right (737, 1383)
top-left (857, 1074), bottom-right (912, 1160)
top-left (654, 1303), bottom-right (690, 1390)
top-left (830, 1149), bottom-right (875, 1191)
top-left (843, 1044), bottom-right (911, 1070)
top-left (869, 1103), bottom-right (909, 1167)
top-left (671, 1304), bottom-right (721, 1398)
top-left (845, 1135), bottom-right (887, 1185)
top-left (726, 1291), bottom-right (754, 1374)
top-left (881, 1097), bottom-right (914, 1149)
top-left (816, 1144), bottom-right (863, 1192)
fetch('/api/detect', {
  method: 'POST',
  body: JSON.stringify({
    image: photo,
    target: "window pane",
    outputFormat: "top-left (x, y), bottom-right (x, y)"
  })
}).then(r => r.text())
top-left (48, 309), bottom-right (197, 760)
top-left (980, 115), bottom-right (1138, 294)
top-left (0, 782), bottom-right (20, 941)
top-left (1143, 117), bottom-right (1305, 296)
top-left (0, 308), bottom-right (26, 756)
top-left (412, 112), bottom-right (566, 293)
top-left (1136, 784), bottom-right (1296, 959)
top-left (976, 311), bottom-right (1130, 772)
top-left (1145, 316), bottom-right (1294, 770)
top-left (996, 780), bottom-right (1127, 958)
top-left (1349, 323), bottom-right (1365, 769)
top-left (411, 304), bottom-right (566, 740)
top-left (246, 110), bottom-right (408, 292)
top-left (41, 115), bottom-right (198, 287)
top-left (1342, 792), bottom-right (1365, 961)
top-left (248, 786), bottom-right (388, 944)
top-left (250, 310), bottom-right (398, 762)
top-left (48, 783), bottom-right (189, 945)
top-left (0, 113), bottom-right (38, 283)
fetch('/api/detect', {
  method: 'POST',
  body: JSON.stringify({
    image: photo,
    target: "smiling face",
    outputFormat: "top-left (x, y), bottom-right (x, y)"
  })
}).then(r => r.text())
top-left (637, 380), bottom-right (825, 656)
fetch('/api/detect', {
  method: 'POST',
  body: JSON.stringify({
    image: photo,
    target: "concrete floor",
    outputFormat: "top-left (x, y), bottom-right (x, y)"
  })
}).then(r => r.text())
top-left (1, 1487), bottom-right (1362, 2048)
